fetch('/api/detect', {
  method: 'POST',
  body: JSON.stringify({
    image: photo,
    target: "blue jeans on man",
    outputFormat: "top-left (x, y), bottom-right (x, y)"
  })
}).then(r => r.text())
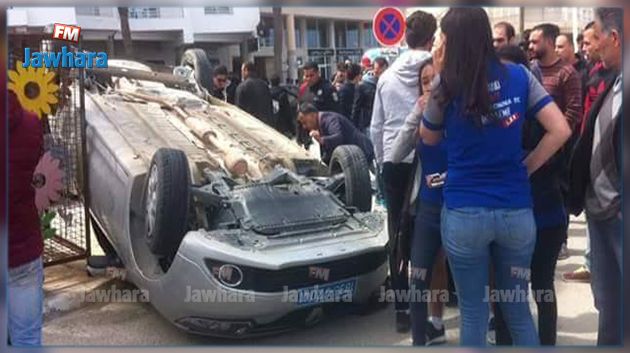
top-left (587, 212), bottom-right (622, 345)
top-left (441, 207), bottom-right (539, 346)
top-left (8, 257), bottom-right (44, 346)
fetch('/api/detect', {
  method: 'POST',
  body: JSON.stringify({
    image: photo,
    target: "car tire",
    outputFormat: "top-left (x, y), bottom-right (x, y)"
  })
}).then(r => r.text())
top-left (144, 148), bottom-right (191, 257)
top-left (180, 48), bottom-right (213, 92)
top-left (90, 213), bottom-right (117, 257)
top-left (328, 145), bottom-right (372, 212)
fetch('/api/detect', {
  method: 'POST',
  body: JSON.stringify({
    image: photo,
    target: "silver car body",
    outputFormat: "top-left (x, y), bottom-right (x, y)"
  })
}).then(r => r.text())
top-left (85, 60), bottom-right (389, 337)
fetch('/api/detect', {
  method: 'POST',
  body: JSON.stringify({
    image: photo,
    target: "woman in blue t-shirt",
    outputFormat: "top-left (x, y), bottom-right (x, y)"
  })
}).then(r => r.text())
top-left (419, 8), bottom-right (571, 346)
top-left (391, 59), bottom-right (449, 346)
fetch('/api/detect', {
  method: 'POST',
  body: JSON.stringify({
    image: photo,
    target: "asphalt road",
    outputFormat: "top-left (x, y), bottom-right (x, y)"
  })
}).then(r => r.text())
top-left (42, 216), bottom-right (597, 346)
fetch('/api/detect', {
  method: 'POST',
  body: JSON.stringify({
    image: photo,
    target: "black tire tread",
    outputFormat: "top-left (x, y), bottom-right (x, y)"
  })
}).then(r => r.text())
top-left (180, 48), bottom-right (213, 92)
top-left (145, 148), bottom-right (190, 257)
top-left (329, 145), bottom-right (372, 212)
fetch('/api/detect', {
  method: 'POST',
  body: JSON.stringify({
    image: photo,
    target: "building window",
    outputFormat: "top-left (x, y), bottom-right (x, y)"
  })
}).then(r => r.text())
top-left (258, 17), bottom-right (274, 48)
top-left (335, 22), bottom-right (346, 48)
top-left (363, 23), bottom-right (378, 48)
top-left (318, 20), bottom-right (329, 48)
top-left (305, 19), bottom-right (330, 48)
top-left (295, 23), bottom-right (302, 48)
top-left (259, 28), bottom-right (274, 47)
top-left (129, 7), bottom-right (160, 19)
top-left (346, 22), bottom-right (359, 48)
top-left (307, 19), bottom-right (318, 47)
top-left (204, 7), bottom-right (233, 15)
top-left (76, 7), bottom-right (101, 16)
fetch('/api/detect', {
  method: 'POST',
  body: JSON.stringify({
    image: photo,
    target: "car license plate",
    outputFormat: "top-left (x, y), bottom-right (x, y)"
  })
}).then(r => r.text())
top-left (294, 278), bottom-right (357, 306)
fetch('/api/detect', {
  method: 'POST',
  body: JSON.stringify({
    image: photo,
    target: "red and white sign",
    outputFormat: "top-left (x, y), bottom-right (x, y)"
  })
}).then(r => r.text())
top-left (372, 7), bottom-right (406, 47)
top-left (52, 23), bottom-right (81, 43)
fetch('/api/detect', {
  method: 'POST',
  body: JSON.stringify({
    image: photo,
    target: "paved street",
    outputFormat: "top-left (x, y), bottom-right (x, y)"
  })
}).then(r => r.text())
top-left (42, 216), bottom-right (597, 346)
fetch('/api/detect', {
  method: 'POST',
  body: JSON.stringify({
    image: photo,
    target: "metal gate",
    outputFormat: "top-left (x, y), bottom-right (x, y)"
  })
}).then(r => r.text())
top-left (43, 62), bottom-right (90, 266)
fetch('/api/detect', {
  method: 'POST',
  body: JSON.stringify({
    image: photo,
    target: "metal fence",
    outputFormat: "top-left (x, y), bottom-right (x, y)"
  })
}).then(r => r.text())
top-left (43, 60), bottom-right (90, 266)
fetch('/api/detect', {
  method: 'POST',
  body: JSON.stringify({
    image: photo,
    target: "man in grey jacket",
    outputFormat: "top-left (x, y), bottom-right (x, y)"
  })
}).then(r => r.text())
top-left (567, 8), bottom-right (622, 345)
top-left (370, 9), bottom-right (436, 333)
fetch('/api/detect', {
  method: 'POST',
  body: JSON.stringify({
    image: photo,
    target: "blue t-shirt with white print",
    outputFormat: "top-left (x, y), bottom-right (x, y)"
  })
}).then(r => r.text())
top-left (422, 61), bottom-right (554, 209)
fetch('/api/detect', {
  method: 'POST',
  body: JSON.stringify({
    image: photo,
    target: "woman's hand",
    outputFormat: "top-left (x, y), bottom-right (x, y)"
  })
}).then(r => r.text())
top-left (523, 103), bottom-right (572, 175)
top-left (432, 33), bottom-right (446, 74)
top-left (413, 94), bottom-right (429, 116)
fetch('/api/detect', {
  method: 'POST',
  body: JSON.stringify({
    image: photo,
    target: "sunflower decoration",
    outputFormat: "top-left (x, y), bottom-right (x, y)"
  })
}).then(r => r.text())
top-left (8, 61), bottom-right (59, 119)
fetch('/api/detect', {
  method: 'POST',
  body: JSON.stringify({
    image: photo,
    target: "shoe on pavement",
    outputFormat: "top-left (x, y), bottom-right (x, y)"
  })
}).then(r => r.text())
top-left (557, 243), bottom-right (570, 260)
top-left (563, 265), bottom-right (591, 282)
top-left (425, 320), bottom-right (446, 346)
top-left (396, 311), bottom-right (411, 333)
top-left (487, 316), bottom-right (496, 345)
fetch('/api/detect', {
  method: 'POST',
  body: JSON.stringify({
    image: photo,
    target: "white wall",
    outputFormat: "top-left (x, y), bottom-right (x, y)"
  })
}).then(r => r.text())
top-left (9, 7), bottom-right (77, 27)
top-left (10, 6), bottom-right (259, 38)
top-left (188, 7), bottom-right (259, 34)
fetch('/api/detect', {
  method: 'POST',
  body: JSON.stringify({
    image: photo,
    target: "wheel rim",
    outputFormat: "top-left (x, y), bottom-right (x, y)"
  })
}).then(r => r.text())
top-left (146, 164), bottom-right (159, 237)
top-left (330, 163), bottom-right (347, 203)
top-left (331, 175), bottom-right (346, 202)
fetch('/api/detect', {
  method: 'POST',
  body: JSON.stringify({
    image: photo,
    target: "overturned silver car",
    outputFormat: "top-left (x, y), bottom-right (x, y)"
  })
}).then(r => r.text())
top-left (84, 50), bottom-right (388, 338)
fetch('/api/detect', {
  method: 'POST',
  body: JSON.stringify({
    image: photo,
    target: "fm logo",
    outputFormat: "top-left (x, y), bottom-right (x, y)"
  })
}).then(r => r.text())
top-left (308, 266), bottom-right (330, 281)
top-left (52, 23), bottom-right (81, 43)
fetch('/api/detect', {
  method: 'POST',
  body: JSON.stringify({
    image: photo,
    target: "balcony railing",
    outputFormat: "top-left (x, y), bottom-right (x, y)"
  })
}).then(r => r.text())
top-left (204, 7), bottom-right (233, 15)
top-left (76, 7), bottom-right (114, 17)
top-left (129, 7), bottom-right (161, 19)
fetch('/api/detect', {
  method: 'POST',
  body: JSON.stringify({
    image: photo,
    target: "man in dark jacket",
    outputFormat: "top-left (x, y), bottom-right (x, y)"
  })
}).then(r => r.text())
top-left (297, 62), bottom-right (341, 147)
top-left (297, 103), bottom-right (373, 165)
top-left (235, 62), bottom-right (275, 127)
top-left (352, 57), bottom-right (388, 134)
top-left (270, 75), bottom-right (294, 137)
top-left (568, 7), bottom-right (622, 345)
top-left (225, 71), bottom-right (239, 104)
top-left (337, 63), bottom-right (361, 121)
top-left (563, 21), bottom-right (616, 284)
top-left (8, 90), bottom-right (44, 346)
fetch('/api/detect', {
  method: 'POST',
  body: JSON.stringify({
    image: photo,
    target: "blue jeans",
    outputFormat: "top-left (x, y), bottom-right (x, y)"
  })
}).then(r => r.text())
top-left (441, 207), bottom-right (538, 346)
top-left (409, 202), bottom-right (443, 345)
top-left (8, 257), bottom-right (44, 346)
top-left (587, 212), bottom-right (622, 345)
top-left (584, 223), bottom-right (592, 271)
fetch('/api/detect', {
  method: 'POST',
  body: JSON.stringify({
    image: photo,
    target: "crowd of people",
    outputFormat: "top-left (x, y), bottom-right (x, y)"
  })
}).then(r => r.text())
top-left (7, 6), bottom-right (621, 348)
top-left (291, 6), bottom-right (622, 347)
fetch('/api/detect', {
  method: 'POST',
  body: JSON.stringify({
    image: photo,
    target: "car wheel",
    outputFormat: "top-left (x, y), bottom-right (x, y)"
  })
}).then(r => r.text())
top-left (144, 148), bottom-right (191, 258)
top-left (90, 213), bottom-right (117, 257)
top-left (328, 145), bottom-right (372, 212)
top-left (180, 48), bottom-right (213, 92)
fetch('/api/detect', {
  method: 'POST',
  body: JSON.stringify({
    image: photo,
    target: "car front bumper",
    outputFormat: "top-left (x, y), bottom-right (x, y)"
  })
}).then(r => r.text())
top-left (140, 212), bottom-right (389, 337)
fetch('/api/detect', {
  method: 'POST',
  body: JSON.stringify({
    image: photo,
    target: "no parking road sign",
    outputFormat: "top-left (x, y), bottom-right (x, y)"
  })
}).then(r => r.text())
top-left (373, 7), bottom-right (406, 47)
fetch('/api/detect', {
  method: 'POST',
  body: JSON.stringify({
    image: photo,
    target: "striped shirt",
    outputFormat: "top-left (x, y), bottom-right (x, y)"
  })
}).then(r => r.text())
top-left (538, 58), bottom-right (583, 131)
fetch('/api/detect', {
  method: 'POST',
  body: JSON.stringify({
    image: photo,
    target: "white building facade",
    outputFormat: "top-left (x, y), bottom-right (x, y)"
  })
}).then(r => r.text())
top-left (8, 6), bottom-right (260, 71)
top-left (252, 7), bottom-right (382, 82)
